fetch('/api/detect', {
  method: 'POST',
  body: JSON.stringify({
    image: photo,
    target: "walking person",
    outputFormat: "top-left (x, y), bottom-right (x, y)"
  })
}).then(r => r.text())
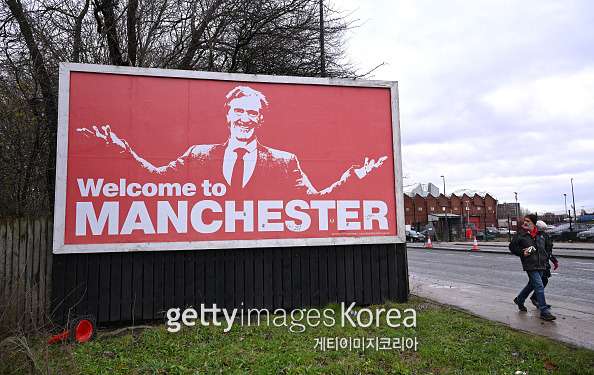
top-left (529, 220), bottom-right (559, 308)
top-left (509, 214), bottom-right (556, 321)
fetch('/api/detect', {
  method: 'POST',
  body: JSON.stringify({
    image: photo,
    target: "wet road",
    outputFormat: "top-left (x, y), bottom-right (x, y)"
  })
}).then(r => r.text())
top-left (407, 247), bottom-right (594, 308)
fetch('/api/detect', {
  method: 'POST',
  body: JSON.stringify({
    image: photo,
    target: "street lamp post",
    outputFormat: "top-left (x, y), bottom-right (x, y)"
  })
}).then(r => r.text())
top-left (412, 201), bottom-right (416, 231)
top-left (465, 201), bottom-right (470, 227)
top-left (514, 192), bottom-right (519, 230)
top-left (441, 175), bottom-right (451, 241)
top-left (564, 193), bottom-right (567, 219)
top-left (563, 193), bottom-right (571, 231)
top-left (571, 178), bottom-right (577, 222)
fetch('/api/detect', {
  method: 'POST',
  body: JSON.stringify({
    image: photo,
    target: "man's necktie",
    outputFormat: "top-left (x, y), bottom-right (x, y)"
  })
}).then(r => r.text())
top-left (231, 148), bottom-right (248, 188)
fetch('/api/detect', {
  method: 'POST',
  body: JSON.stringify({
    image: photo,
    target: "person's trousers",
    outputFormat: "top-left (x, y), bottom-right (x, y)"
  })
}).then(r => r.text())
top-left (530, 276), bottom-right (548, 299)
top-left (517, 269), bottom-right (550, 314)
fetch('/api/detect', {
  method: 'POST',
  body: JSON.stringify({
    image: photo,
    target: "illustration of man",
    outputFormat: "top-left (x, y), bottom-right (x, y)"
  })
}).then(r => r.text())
top-left (78, 86), bottom-right (387, 196)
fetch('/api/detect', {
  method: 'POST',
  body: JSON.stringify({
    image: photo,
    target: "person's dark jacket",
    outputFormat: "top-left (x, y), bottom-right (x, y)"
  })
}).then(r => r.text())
top-left (538, 230), bottom-right (557, 277)
top-left (509, 226), bottom-right (549, 271)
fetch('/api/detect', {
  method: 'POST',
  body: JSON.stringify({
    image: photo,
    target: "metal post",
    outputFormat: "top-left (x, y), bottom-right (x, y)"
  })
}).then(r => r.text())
top-left (465, 201), bottom-right (470, 227)
top-left (412, 201), bottom-right (416, 231)
top-left (571, 178), bottom-right (577, 222)
top-left (484, 202), bottom-right (487, 241)
top-left (514, 192), bottom-right (519, 230)
top-left (441, 175), bottom-right (451, 241)
top-left (564, 193), bottom-right (567, 220)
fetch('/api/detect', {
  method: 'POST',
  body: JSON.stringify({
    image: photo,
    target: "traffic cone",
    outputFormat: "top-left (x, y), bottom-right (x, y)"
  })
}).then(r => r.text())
top-left (472, 236), bottom-right (479, 250)
top-left (427, 236), bottom-right (432, 248)
top-left (47, 315), bottom-right (97, 344)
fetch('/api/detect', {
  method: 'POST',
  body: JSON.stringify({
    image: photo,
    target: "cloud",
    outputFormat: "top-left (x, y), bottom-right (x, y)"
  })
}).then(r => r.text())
top-left (482, 67), bottom-right (594, 124)
top-left (339, 0), bottom-right (594, 214)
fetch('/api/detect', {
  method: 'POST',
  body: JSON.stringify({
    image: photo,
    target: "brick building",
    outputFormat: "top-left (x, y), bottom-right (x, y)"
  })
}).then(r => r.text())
top-left (403, 183), bottom-right (498, 237)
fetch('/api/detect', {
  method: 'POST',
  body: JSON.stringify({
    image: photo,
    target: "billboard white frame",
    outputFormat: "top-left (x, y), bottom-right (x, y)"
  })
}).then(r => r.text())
top-left (53, 62), bottom-right (405, 253)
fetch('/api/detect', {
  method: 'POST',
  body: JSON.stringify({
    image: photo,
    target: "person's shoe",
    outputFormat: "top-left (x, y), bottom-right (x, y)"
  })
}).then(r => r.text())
top-left (514, 297), bottom-right (527, 311)
top-left (530, 296), bottom-right (551, 309)
top-left (530, 295), bottom-right (538, 307)
top-left (540, 312), bottom-right (556, 321)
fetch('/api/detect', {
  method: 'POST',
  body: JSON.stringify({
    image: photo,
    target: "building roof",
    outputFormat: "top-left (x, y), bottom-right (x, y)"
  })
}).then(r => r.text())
top-left (403, 182), bottom-right (440, 198)
top-left (404, 183), bottom-right (496, 200)
top-left (452, 189), bottom-right (496, 200)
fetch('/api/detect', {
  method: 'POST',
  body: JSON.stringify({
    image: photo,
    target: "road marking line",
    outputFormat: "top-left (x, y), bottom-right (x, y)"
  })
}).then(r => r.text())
top-left (576, 268), bottom-right (594, 272)
top-left (574, 262), bottom-right (594, 266)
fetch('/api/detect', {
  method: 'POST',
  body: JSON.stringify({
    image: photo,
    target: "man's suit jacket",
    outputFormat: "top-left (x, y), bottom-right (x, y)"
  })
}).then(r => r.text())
top-left (153, 141), bottom-right (319, 197)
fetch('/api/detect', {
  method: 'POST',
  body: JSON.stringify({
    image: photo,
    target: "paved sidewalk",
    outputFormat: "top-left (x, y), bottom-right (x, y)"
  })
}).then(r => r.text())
top-left (408, 241), bottom-right (594, 259)
top-left (410, 274), bottom-right (594, 351)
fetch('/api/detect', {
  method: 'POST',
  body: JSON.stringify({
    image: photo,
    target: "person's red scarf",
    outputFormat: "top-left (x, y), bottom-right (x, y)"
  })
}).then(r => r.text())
top-left (522, 225), bottom-right (537, 238)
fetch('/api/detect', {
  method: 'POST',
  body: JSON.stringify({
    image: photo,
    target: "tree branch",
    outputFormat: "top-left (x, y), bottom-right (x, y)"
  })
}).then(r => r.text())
top-left (177, 0), bottom-right (225, 70)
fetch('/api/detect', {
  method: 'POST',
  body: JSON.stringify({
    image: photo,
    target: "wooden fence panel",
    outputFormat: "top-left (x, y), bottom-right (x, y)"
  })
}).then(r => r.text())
top-left (50, 244), bottom-right (408, 325)
top-left (0, 218), bottom-right (53, 331)
top-left (1, 219), bottom-right (409, 329)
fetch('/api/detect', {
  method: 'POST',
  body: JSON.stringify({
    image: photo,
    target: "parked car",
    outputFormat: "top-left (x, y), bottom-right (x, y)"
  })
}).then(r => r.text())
top-left (548, 223), bottom-right (592, 241)
top-left (475, 231), bottom-right (495, 241)
top-left (497, 227), bottom-right (516, 235)
top-left (577, 227), bottom-right (594, 241)
top-left (406, 230), bottom-right (426, 242)
top-left (486, 227), bottom-right (499, 235)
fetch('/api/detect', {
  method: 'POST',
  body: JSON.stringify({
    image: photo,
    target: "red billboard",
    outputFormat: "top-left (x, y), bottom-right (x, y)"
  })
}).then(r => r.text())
top-left (53, 63), bottom-right (404, 253)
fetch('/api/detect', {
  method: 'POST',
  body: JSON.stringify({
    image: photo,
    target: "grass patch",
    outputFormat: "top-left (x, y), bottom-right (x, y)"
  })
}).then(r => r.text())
top-left (1, 296), bottom-right (593, 374)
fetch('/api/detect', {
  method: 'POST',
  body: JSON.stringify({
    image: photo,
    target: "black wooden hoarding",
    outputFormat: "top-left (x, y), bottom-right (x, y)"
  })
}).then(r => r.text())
top-left (51, 244), bottom-right (408, 324)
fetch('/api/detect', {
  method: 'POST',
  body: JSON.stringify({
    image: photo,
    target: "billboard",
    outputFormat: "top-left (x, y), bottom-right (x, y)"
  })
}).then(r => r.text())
top-left (53, 63), bottom-right (405, 253)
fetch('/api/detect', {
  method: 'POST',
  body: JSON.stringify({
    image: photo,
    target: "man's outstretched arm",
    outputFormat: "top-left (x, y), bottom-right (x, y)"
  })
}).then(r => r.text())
top-left (293, 156), bottom-right (388, 196)
top-left (77, 125), bottom-right (185, 174)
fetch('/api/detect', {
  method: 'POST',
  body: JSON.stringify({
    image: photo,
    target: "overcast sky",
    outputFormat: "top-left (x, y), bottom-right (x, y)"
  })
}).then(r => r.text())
top-left (337, 0), bottom-right (594, 216)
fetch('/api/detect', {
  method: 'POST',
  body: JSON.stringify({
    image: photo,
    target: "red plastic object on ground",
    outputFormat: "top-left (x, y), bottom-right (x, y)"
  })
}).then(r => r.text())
top-left (46, 330), bottom-right (71, 344)
top-left (47, 315), bottom-right (97, 344)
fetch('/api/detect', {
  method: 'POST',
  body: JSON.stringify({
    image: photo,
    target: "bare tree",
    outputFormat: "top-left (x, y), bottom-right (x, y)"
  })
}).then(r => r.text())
top-left (0, 0), bottom-right (357, 217)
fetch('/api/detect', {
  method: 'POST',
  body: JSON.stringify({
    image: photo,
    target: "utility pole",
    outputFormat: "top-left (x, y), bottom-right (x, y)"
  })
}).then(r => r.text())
top-left (319, 0), bottom-right (326, 77)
